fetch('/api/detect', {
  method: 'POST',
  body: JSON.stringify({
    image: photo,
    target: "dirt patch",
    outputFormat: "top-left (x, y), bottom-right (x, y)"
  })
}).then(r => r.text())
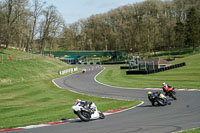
top-left (0, 78), bottom-right (12, 84)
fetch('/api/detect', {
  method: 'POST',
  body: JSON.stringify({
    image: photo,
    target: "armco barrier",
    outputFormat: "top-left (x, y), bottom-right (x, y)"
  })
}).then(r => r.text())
top-left (126, 70), bottom-right (148, 75)
top-left (58, 67), bottom-right (78, 75)
top-left (126, 62), bottom-right (186, 75)
top-left (120, 66), bottom-right (137, 69)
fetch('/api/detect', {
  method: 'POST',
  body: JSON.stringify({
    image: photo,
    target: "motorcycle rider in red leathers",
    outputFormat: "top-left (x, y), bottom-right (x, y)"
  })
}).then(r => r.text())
top-left (162, 82), bottom-right (177, 100)
top-left (162, 82), bottom-right (172, 95)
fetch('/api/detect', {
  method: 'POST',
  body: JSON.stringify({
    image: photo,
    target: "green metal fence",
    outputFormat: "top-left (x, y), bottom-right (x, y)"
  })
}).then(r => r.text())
top-left (35, 51), bottom-right (127, 57)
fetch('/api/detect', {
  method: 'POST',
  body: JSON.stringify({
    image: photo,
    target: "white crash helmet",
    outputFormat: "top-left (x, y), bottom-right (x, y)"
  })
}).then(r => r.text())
top-left (162, 82), bottom-right (166, 86)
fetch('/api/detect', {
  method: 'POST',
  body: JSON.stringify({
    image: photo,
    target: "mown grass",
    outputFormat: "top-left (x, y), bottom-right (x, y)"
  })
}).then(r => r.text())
top-left (178, 128), bottom-right (200, 133)
top-left (0, 49), bottom-right (140, 129)
top-left (97, 53), bottom-right (200, 89)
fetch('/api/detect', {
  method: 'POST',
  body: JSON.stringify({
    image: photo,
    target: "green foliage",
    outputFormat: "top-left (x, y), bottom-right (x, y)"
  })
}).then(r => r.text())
top-left (185, 7), bottom-right (200, 51)
top-left (174, 21), bottom-right (185, 49)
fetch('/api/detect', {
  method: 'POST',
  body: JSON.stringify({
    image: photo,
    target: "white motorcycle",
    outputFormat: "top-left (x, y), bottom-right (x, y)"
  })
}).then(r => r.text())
top-left (72, 100), bottom-right (105, 122)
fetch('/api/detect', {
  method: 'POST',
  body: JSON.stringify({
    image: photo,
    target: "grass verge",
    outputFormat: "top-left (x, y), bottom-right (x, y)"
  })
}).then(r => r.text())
top-left (178, 128), bottom-right (200, 133)
top-left (96, 53), bottom-right (200, 89)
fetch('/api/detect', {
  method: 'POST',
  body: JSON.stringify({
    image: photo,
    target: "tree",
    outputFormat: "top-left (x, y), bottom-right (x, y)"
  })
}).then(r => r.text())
top-left (26, 0), bottom-right (45, 52)
top-left (3, 0), bottom-right (29, 49)
top-left (174, 20), bottom-right (185, 49)
top-left (185, 7), bottom-right (200, 51)
top-left (39, 5), bottom-right (61, 54)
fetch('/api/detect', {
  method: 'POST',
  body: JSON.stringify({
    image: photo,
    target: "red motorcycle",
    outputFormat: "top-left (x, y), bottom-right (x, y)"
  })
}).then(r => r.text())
top-left (163, 86), bottom-right (176, 100)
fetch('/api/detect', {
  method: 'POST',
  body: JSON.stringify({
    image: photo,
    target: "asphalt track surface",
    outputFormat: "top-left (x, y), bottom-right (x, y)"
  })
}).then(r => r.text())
top-left (14, 66), bottom-right (200, 133)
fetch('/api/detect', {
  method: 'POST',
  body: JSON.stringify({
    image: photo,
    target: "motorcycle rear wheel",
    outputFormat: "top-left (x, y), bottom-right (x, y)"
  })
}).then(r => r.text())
top-left (77, 111), bottom-right (91, 122)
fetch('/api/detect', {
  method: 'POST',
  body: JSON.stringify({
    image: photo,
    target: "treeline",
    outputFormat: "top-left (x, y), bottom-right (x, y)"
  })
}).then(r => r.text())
top-left (0, 0), bottom-right (200, 54)
top-left (61, 0), bottom-right (200, 54)
top-left (0, 0), bottom-right (63, 54)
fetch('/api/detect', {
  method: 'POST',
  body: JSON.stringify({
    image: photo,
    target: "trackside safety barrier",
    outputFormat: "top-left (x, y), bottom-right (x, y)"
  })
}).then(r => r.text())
top-left (126, 62), bottom-right (186, 75)
top-left (120, 66), bottom-right (137, 69)
top-left (58, 67), bottom-right (78, 75)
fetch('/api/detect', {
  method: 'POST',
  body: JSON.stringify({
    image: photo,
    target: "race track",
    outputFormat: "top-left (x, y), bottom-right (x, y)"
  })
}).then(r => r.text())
top-left (14, 66), bottom-right (200, 133)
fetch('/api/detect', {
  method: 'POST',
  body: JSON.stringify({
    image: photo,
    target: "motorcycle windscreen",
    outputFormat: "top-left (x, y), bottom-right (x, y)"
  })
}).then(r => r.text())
top-left (159, 94), bottom-right (166, 98)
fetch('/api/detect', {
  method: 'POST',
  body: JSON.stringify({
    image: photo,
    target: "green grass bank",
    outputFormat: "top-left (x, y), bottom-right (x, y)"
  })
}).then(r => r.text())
top-left (0, 49), bottom-right (140, 129)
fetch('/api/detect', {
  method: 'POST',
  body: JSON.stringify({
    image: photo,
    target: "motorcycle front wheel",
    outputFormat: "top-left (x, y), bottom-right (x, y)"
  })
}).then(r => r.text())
top-left (99, 112), bottom-right (105, 119)
top-left (170, 91), bottom-right (177, 100)
top-left (171, 95), bottom-right (177, 100)
top-left (77, 111), bottom-right (91, 122)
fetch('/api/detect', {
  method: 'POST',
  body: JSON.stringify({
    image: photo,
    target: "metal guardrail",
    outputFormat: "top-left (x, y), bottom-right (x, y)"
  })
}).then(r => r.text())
top-left (126, 62), bottom-right (186, 75)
